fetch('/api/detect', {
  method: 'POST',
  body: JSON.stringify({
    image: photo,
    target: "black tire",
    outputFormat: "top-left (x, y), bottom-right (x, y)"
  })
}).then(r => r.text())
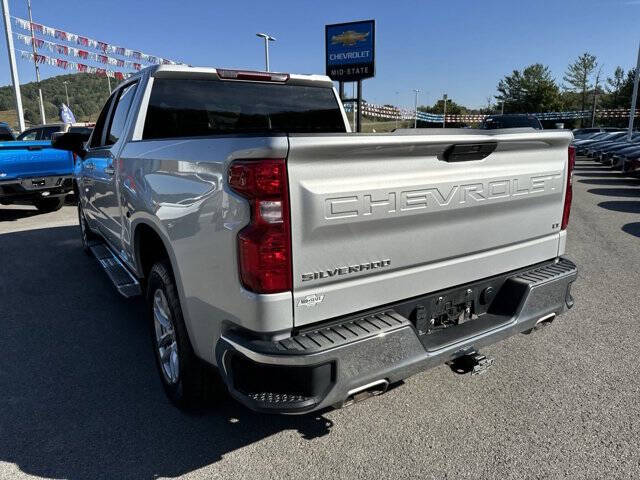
top-left (147, 260), bottom-right (222, 409)
top-left (34, 197), bottom-right (64, 213)
top-left (78, 202), bottom-right (97, 254)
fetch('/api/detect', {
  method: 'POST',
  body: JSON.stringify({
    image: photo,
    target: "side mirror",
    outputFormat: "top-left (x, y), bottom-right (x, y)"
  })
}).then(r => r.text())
top-left (52, 132), bottom-right (90, 159)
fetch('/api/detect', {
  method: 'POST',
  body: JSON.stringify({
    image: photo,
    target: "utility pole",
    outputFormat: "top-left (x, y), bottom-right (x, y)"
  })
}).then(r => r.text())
top-left (27, 0), bottom-right (46, 124)
top-left (256, 33), bottom-right (275, 71)
top-left (63, 80), bottom-right (69, 105)
top-left (413, 89), bottom-right (420, 128)
top-left (1, 0), bottom-right (25, 131)
top-left (501, 100), bottom-right (505, 114)
top-left (107, 75), bottom-right (111, 93)
top-left (442, 94), bottom-right (448, 127)
top-left (591, 65), bottom-right (603, 128)
top-left (395, 91), bottom-right (400, 129)
top-left (628, 42), bottom-right (640, 142)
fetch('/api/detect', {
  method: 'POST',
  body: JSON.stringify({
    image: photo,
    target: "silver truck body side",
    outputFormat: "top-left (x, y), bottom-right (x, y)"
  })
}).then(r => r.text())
top-left (117, 136), bottom-right (293, 363)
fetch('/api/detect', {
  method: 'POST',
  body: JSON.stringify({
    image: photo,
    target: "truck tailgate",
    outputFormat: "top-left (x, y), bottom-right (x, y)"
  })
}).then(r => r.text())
top-left (287, 130), bottom-right (572, 326)
top-left (0, 141), bottom-right (73, 180)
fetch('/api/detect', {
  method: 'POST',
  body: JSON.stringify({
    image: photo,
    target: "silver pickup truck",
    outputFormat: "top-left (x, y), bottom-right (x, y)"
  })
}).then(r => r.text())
top-left (53, 65), bottom-right (577, 414)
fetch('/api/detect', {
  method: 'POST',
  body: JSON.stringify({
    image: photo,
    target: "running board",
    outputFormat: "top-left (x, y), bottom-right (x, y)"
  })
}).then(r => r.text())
top-left (89, 243), bottom-right (142, 298)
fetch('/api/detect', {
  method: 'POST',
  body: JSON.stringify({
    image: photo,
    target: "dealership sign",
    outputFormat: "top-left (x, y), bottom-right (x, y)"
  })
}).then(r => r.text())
top-left (325, 20), bottom-right (375, 82)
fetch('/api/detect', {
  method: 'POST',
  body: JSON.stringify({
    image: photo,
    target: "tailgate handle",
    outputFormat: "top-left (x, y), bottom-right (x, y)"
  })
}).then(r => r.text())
top-left (27, 146), bottom-right (43, 151)
top-left (440, 143), bottom-right (497, 162)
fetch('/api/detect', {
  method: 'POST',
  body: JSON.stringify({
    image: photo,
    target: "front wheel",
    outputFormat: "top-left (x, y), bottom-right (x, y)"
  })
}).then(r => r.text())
top-left (147, 260), bottom-right (222, 409)
top-left (34, 197), bottom-right (64, 213)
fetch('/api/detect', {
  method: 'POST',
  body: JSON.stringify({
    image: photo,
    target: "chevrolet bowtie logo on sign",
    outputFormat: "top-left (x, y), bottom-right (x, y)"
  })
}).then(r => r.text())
top-left (325, 20), bottom-right (375, 82)
top-left (331, 30), bottom-right (370, 46)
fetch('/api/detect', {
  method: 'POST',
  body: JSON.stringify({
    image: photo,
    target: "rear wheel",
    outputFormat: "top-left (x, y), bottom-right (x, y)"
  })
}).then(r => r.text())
top-left (147, 260), bottom-right (222, 409)
top-left (34, 197), bottom-right (64, 213)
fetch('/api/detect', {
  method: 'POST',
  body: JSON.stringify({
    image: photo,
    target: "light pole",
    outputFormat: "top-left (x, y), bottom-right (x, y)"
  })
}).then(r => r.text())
top-left (63, 81), bottom-right (70, 106)
top-left (627, 41), bottom-right (640, 142)
top-left (1, 0), bottom-right (25, 131)
top-left (27, 0), bottom-right (46, 124)
top-left (256, 33), bottom-right (276, 71)
top-left (413, 89), bottom-right (420, 128)
top-left (395, 91), bottom-right (400, 129)
top-left (442, 94), bottom-right (448, 128)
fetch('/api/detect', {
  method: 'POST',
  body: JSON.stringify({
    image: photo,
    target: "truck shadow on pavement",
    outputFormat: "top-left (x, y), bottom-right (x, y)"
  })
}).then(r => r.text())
top-left (0, 225), bottom-right (333, 480)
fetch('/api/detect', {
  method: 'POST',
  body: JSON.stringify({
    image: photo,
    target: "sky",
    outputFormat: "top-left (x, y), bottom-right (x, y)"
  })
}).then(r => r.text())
top-left (1, 0), bottom-right (639, 109)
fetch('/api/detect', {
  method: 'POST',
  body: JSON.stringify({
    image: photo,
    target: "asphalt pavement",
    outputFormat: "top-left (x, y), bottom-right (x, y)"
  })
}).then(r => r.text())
top-left (1, 158), bottom-right (639, 479)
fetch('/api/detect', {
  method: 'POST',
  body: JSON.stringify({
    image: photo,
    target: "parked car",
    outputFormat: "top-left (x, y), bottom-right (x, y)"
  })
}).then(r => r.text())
top-left (571, 131), bottom-right (611, 146)
top-left (621, 154), bottom-right (640, 177)
top-left (595, 133), bottom-right (640, 165)
top-left (613, 145), bottom-right (640, 173)
top-left (16, 123), bottom-right (94, 141)
top-left (572, 127), bottom-right (620, 139)
top-left (54, 66), bottom-right (577, 414)
top-left (481, 114), bottom-right (543, 130)
top-left (585, 132), bottom-right (640, 160)
top-left (0, 125), bottom-right (92, 212)
top-left (0, 122), bottom-right (16, 141)
top-left (575, 131), bottom-right (627, 155)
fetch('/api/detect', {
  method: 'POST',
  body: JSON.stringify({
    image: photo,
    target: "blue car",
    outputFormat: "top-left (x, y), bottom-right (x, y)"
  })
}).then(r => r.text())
top-left (0, 124), bottom-right (90, 212)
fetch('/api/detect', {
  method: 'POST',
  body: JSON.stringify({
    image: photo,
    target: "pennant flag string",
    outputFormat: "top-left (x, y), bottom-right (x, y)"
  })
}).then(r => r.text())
top-left (15, 33), bottom-right (143, 71)
top-left (18, 49), bottom-right (130, 80)
top-left (11, 16), bottom-right (184, 66)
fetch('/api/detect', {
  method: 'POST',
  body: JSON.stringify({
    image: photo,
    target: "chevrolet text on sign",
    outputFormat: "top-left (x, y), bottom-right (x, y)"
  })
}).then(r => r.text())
top-left (325, 20), bottom-right (375, 82)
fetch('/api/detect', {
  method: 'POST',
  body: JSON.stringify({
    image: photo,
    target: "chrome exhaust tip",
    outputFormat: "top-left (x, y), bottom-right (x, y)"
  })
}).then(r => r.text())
top-left (341, 379), bottom-right (389, 408)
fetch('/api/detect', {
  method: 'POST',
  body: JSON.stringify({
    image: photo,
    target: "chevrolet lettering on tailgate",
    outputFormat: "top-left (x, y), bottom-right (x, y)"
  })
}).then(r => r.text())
top-left (324, 173), bottom-right (563, 220)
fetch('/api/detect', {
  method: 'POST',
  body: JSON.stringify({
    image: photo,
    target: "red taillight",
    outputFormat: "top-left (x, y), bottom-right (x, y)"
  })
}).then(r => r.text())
top-left (561, 145), bottom-right (575, 230)
top-left (228, 159), bottom-right (291, 293)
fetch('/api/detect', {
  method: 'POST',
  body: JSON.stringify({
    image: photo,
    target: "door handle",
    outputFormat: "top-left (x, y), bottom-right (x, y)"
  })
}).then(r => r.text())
top-left (104, 166), bottom-right (116, 175)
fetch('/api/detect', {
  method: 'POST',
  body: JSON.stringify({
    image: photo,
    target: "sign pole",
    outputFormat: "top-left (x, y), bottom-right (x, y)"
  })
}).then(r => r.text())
top-left (1, 0), bottom-right (25, 131)
top-left (627, 41), bottom-right (640, 142)
top-left (356, 80), bottom-right (362, 132)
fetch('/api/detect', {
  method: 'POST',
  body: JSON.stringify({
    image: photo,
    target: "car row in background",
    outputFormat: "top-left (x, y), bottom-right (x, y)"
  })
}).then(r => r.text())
top-left (0, 123), bottom-right (93, 212)
top-left (572, 128), bottom-right (640, 178)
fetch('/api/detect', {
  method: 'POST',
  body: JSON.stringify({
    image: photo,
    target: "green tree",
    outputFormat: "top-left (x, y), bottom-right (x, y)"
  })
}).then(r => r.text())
top-left (0, 73), bottom-right (112, 128)
top-left (418, 98), bottom-right (467, 115)
top-left (563, 53), bottom-right (597, 124)
top-left (495, 63), bottom-right (560, 113)
top-left (605, 66), bottom-right (625, 107)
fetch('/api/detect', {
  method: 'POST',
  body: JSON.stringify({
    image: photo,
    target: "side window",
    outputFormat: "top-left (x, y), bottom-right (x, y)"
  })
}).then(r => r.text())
top-left (39, 126), bottom-right (62, 140)
top-left (18, 129), bottom-right (38, 141)
top-left (105, 82), bottom-right (138, 146)
top-left (90, 92), bottom-right (117, 149)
